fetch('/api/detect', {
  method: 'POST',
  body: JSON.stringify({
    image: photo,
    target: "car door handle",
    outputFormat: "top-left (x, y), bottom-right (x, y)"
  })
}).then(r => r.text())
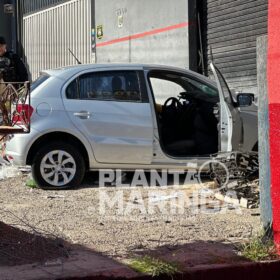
top-left (74, 111), bottom-right (92, 119)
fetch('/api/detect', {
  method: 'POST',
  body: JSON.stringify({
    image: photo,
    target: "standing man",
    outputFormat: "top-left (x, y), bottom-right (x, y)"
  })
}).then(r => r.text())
top-left (0, 36), bottom-right (29, 85)
top-left (0, 36), bottom-right (29, 127)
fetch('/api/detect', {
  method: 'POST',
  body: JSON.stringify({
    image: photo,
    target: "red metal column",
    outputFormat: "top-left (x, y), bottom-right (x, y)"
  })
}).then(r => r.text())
top-left (268, 0), bottom-right (280, 249)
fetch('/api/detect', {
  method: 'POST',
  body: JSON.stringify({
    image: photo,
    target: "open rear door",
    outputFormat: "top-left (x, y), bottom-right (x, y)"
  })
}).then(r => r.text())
top-left (210, 62), bottom-right (236, 152)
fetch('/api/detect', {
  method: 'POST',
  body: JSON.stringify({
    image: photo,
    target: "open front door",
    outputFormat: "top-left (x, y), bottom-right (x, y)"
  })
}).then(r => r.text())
top-left (210, 62), bottom-right (242, 152)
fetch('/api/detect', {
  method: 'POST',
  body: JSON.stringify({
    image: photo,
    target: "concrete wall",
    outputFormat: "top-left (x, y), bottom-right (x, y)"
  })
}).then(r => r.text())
top-left (95, 0), bottom-right (190, 68)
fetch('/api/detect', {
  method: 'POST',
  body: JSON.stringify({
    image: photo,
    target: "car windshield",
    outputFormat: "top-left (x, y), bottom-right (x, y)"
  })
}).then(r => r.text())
top-left (181, 76), bottom-right (219, 101)
top-left (31, 74), bottom-right (50, 92)
top-left (149, 71), bottom-right (219, 104)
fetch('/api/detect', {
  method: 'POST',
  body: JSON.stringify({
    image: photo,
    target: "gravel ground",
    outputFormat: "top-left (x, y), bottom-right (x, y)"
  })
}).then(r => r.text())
top-left (0, 172), bottom-right (262, 259)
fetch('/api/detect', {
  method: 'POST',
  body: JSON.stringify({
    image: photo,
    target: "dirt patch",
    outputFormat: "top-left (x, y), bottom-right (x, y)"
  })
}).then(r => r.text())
top-left (0, 173), bottom-right (262, 266)
top-left (0, 221), bottom-right (69, 266)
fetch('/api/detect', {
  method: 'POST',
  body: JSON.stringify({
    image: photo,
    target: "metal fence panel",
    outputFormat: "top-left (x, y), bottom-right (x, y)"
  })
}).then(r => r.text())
top-left (20, 0), bottom-right (70, 15)
top-left (23, 0), bottom-right (92, 80)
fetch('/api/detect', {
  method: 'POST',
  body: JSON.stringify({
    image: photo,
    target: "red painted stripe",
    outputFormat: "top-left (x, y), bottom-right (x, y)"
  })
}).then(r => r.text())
top-left (96, 22), bottom-right (189, 48)
top-left (268, 0), bottom-right (280, 251)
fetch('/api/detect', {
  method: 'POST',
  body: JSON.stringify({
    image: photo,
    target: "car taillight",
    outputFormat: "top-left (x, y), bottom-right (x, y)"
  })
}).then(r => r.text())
top-left (12, 104), bottom-right (34, 125)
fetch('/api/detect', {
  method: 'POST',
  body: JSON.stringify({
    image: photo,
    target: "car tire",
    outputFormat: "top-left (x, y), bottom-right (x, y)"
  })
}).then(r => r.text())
top-left (31, 141), bottom-right (85, 190)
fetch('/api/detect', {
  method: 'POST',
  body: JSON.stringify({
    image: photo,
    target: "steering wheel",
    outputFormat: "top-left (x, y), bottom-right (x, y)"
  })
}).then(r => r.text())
top-left (163, 97), bottom-right (182, 111)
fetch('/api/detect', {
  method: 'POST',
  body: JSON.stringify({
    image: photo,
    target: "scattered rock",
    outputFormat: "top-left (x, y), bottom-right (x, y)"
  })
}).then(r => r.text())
top-left (44, 258), bottom-right (63, 267)
top-left (46, 195), bottom-right (65, 199)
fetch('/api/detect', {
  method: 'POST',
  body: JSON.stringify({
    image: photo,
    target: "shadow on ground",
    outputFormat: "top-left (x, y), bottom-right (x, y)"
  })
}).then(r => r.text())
top-left (0, 221), bottom-right (68, 266)
top-left (78, 171), bottom-right (212, 190)
top-left (2, 220), bottom-right (280, 280)
top-left (0, 221), bottom-right (138, 278)
top-left (132, 241), bottom-right (248, 268)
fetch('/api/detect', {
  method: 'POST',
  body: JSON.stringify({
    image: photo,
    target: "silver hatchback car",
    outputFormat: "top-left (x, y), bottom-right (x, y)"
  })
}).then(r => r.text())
top-left (5, 63), bottom-right (258, 189)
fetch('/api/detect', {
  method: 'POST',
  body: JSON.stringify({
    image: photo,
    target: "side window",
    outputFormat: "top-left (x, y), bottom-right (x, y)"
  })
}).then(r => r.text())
top-left (78, 71), bottom-right (141, 102)
top-left (31, 74), bottom-right (50, 92)
top-left (66, 79), bottom-right (78, 99)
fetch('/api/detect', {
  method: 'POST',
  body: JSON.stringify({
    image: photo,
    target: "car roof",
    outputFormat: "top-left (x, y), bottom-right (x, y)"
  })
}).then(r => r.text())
top-left (42, 63), bottom-right (216, 87)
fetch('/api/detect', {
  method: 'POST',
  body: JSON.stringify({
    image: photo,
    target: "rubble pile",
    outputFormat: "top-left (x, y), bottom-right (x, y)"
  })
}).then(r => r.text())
top-left (216, 179), bottom-right (260, 209)
top-left (210, 153), bottom-right (259, 209)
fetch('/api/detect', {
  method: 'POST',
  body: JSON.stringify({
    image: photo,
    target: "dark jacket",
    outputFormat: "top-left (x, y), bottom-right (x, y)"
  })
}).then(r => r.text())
top-left (0, 51), bottom-right (29, 83)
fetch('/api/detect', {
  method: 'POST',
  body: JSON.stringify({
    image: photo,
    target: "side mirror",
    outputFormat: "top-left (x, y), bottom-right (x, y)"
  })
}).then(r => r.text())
top-left (236, 93), bottom-right (254, 107)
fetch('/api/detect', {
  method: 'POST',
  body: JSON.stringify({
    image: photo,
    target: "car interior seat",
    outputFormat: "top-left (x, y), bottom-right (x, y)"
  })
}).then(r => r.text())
top-left (112, 76), bottom-right (126, 100)
top-left (161, 99), bottom-right (197, 156)
top-left (126, 74), bottom-right (140, 101)
top-left (193, 102), bottom-right (218, 155)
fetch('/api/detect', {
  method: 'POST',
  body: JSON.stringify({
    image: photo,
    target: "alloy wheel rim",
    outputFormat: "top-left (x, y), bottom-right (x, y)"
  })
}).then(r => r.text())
top-left (40, 150), bottom-right (76, 186)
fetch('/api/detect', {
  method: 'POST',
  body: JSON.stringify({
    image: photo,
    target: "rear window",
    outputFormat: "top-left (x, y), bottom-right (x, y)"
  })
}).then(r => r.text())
top-left (31, 74), bottom-right (50, 92)
top-left (66, 71), bottom-right (142, 102)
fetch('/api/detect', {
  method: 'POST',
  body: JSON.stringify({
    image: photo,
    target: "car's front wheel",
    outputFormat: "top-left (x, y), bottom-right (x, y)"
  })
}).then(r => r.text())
top-left (32, 142), bottom-right (85, 190)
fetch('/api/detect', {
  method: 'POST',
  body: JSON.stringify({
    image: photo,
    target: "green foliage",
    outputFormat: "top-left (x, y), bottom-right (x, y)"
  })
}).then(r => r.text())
top-left (26, 178), bottom-right (37, 188)
top-left (241, 236), bottom-right (278, 261)
top-left (129, 255), bottom-right (180, 277)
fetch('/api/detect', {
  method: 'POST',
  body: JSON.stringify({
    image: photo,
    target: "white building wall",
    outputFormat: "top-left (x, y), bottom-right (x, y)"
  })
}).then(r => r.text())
top-left (95, 0), bottom-right (190, 69)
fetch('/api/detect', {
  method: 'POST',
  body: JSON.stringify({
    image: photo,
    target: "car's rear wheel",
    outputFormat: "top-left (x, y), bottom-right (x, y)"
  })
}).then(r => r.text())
top-left (32, 142), bottom-right (85, 190)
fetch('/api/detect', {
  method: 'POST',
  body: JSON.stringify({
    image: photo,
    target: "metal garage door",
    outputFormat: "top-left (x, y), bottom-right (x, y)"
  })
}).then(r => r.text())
top-left (205, 0), bottom-right (268, 92)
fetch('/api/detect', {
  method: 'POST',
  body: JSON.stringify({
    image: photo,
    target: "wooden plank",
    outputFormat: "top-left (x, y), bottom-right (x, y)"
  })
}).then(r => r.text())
top-left (0, 126), bottom-right (27, 134)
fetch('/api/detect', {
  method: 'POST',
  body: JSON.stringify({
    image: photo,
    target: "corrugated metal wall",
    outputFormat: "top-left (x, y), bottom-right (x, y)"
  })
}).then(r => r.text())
top-left (20, 0), bottom-right (70, 15)
top-left (206, 0), bottom-right (268, 92)
top-left (23, 0), bottom-right (92, 80)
